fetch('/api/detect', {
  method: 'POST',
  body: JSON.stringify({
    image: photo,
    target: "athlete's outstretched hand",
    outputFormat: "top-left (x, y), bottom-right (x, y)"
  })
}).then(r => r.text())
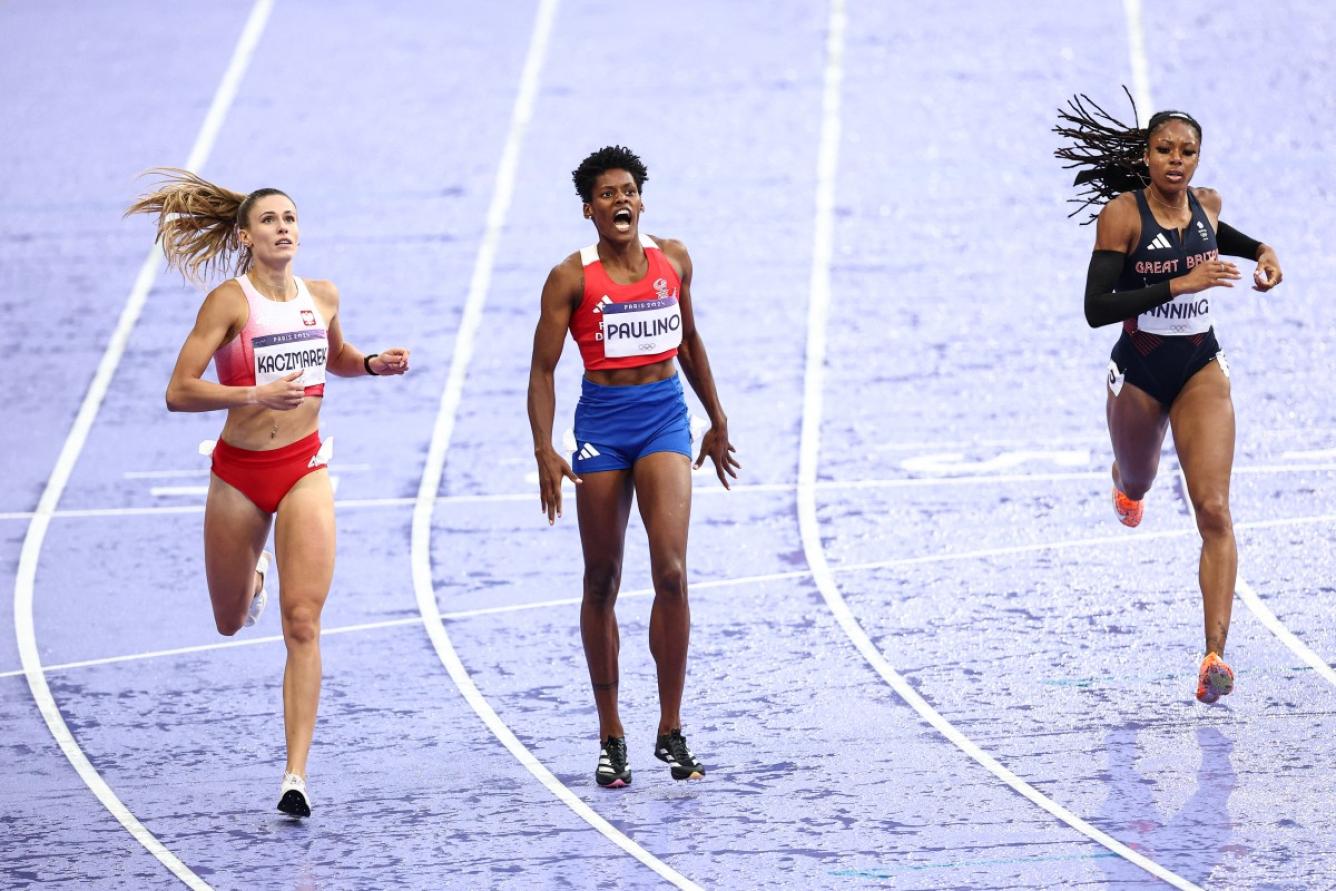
top-left (695, 423), bottom-right (740, 490)
top-left (535, 446), bottom-right (581, 525)
top-left (255, 371), bottom-right (305, 410)
top-left (369, 347), bottom-right (411, 375)
top-left (1253, 248), bottom-right (1283, 292)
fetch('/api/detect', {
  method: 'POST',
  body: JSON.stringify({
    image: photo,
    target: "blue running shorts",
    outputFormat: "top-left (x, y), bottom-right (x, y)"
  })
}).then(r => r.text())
top-left (572, 375), bottom-right (692, 473)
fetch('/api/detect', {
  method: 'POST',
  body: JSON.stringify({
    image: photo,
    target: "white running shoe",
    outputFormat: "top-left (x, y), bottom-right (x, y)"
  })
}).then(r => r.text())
top-left (277, 771), bottom-right (311, 817)
top-left (244, 551), bottom-right (272, 628)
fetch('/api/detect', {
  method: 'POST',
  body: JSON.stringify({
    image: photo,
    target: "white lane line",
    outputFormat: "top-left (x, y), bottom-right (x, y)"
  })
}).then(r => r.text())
top-left (7, 509), bottom-right (1333, 683)
top-left (1235, 577), bottom-right (1336, 686)
top-left (796, 2), bottom-right (1198, 888)
top-left (123, 463), bottom-right (370, 479)
top-left (4, 461), bottom-right (1332, 522)
top-left (404, 3), bottom-right (698, 888)
top-left (11, 3), bottom-right (274, 889)
top-left (0, 616), bottom-right (424, 680)
top-left (1175, 466), bottom-right (1336, 688)
top-left (148, 475), bottom-right (340, 498)
top-left (1282, 448), bottom-right (1336, 460)
top-left (1122, 0), bottom-right (1153, 124)
top-left (148, 486), bottom-right (211, 497)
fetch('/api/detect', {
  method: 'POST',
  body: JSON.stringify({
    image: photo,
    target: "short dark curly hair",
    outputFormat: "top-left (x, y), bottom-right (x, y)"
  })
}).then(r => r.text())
top-left (571, 145), bottom-right (648, 203)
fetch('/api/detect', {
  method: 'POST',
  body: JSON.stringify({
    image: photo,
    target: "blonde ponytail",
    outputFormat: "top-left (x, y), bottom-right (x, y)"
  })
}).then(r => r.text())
top-left (126, 168), bottom-right (255, 284)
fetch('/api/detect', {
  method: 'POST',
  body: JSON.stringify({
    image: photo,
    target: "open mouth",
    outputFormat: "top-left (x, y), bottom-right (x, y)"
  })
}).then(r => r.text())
top-left (612, 208), bottom-right (632, 231)
top-left (276, 239), bottom-right (294, 247)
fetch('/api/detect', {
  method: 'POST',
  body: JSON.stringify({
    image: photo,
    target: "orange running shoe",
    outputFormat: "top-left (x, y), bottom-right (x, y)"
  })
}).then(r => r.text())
top-left (1112, 487), bottom-right (1143, 527)
top-left (1196, 653), bottom-right (1235, 704)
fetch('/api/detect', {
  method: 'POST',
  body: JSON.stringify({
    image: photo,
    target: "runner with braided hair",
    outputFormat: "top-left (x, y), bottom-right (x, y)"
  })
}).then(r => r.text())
top-left (1055, 93), bottom-right (1282, 703)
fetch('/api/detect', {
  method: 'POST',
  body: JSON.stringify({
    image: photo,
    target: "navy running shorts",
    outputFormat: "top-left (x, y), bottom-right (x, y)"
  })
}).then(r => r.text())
top-left (1108, 327), bottom-right (1228, 408)
top-left (572, 375), bottom-right (692, 473)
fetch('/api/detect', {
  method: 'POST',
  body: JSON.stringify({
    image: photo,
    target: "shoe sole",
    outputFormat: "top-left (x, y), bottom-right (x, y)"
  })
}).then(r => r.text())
top-left (596, 777), bottom-right (630, 789)
top-left (1112, 489), bottom-right (1142, 527)
top-left (245, 552), bottom-right (272, 628)
top-left (1197, 665), bottom-right (1234, 704)
top-left (243, 589), bottom-right (267, 628)
top-left (656, 757), bottom-right (704, 781)
top-left (277, 791), bottom-right (311, 817)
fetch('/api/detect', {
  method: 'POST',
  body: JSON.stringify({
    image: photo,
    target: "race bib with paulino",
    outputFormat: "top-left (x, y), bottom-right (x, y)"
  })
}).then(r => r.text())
top-left (253, 329), bottom-right (328, 387)
top-left (600, 297), bottom-right (682, 358)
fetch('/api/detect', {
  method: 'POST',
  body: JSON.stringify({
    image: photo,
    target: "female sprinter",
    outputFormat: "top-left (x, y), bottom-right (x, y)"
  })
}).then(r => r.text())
top-left (1055, 96), bottom-right (1282, 703)
top-left (527, 146), bottom-right (739, 787)
top-left (128, 170), bottom-right (410, 815)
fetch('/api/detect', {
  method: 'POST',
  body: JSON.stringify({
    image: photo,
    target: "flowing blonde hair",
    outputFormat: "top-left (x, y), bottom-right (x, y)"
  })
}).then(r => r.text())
top-left (125, 168), bottom-right (291, 284)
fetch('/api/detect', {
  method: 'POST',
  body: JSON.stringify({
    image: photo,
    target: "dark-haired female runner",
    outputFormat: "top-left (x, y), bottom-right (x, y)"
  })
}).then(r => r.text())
top-left (527, 146), bottom-right (738, 786)
top-left (129, 170), bottom-right (410, 814)
top-left (1055, 97), bottom-right (1282, 703)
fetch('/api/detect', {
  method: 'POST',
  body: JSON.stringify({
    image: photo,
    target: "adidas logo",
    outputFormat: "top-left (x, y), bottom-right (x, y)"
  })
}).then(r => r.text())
top-left (591, 296), bottom-right (614, 314)
top-left (576, 443), bottom-right (601, 461)
top-left (1146, 232), bottom-right (1173, 251)
top-left (308, 437), bottom-right (334, 468)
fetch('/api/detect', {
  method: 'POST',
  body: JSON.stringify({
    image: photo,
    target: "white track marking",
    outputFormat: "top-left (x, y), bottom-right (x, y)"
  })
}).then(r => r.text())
top-left (3, 461), bottom-right (1332, 523)
top-left (1175, 466), bottom-right (1336, 688)
top-left (6, 508), bottom-right (1333, 683)
top-left (0, 616), bottom-right (427, 680)
top-left (900, 449), bottom-right (1090, 474)
top-left (10, 3), bottom-right (273, 889)
top-left (793, 2), bottom-right (1199, 887)
top-left (402, 3), bottom-right (698, 887)
top-left (123, 463), bottom-right (369, 479)
top-left (1122, 0), bottom-right (1153, 124)
top-left (1281, 447), bottom-right (1336, 460)
top-left (148, 475), bottom-right (339, 498)
top-left (148, 486), bottom-right (211, 497)
top-left (1235, 578), bottom-right (1336, 686)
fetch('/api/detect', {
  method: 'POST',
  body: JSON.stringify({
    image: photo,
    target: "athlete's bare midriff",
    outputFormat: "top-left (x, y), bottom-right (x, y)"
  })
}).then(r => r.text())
top-left (583, 357), bottom-right (677, 387)
top-left (218, 398), bottom-right (323, 451)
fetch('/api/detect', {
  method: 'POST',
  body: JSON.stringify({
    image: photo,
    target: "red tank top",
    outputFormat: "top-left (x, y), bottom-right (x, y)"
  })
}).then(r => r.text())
top-left (569, 234), bottom-right (683, 371)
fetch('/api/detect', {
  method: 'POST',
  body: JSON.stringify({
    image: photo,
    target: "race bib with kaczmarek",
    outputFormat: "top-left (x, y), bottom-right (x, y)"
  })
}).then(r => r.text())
top-left (253, 329), bottom-right (328, 387)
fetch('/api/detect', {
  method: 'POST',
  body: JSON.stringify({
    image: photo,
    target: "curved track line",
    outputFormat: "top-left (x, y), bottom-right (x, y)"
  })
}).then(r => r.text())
top-left (1174, 466), bottom-right (1336, 688)
top-left (10, 3), bottom-right (274, 888)
top-left (795, 1), bottom-right (1199, 887)
top-left (405, 2), bottom-right (699, 887)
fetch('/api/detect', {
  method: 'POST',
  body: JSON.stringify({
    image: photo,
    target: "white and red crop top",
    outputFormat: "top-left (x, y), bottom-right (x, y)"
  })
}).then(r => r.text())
top-left (214, 275), bottom-right (329, 397)
top-left (569, 233), bottom-right (683, 371)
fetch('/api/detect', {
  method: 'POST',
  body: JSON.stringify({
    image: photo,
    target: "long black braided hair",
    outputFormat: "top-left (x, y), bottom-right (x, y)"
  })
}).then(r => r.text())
top-left (1054, 87), bottom-right (1202, 224)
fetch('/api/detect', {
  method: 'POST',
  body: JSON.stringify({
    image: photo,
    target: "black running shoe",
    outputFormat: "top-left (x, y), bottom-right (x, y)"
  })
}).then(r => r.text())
top-left (654, 729), bottom-right (705, 780)
top-left (596, 736), bottom-right (631, 788)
